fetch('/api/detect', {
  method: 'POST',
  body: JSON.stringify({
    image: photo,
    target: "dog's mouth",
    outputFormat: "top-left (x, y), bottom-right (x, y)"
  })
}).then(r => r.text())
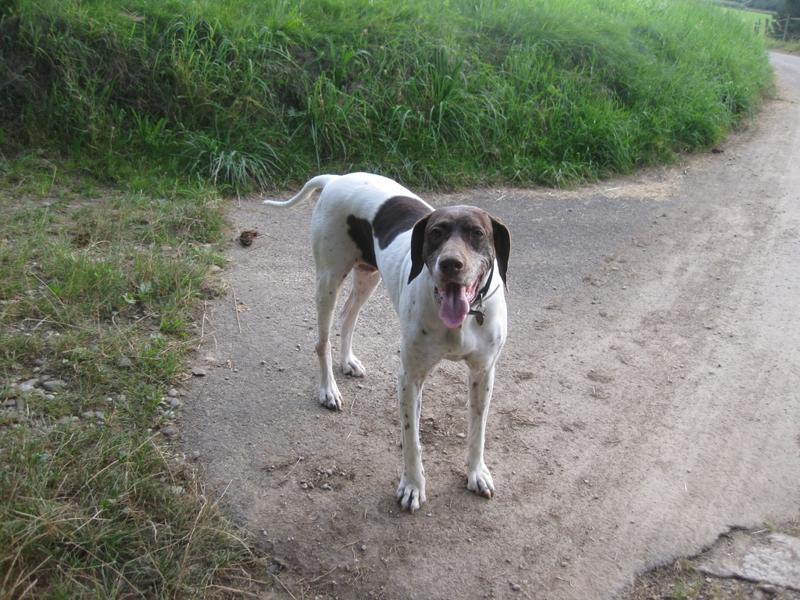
top-left (434, 279), bottom-right (480, 329)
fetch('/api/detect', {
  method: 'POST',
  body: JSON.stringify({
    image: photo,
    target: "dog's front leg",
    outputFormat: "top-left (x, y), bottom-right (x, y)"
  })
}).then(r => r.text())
top-left (466, 364), bottom-right (496, 498)
top-left (396, 367), bottom-right (426, 512)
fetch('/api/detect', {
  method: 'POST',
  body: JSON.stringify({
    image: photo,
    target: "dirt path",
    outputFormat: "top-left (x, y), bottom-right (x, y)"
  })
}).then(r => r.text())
top-left (183, 52), bottom-right (800, 599)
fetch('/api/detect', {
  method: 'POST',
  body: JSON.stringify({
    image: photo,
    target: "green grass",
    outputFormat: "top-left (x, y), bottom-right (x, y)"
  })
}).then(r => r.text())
top-left (719, 5), bottom-right (775, 36)
top-left (770, 39), bottom-right (800, 53)
top-left (0, 154), bottom-right (264, 598)
top-left (1, 0), bottom-right (773, 190)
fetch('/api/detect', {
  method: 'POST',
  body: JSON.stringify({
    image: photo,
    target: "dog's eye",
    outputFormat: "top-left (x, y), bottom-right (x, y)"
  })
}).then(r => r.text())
top-left (470, 229), bottom-right (485, 239)
top-left (429, 226), bottom-right (445, 240)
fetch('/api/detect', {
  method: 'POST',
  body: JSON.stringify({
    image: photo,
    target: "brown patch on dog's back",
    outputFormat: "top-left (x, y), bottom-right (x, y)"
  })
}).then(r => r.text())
top-left (373, 196), bottom-right (431, 250)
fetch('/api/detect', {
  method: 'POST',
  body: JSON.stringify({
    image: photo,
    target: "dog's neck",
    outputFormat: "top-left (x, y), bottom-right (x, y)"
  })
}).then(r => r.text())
top-left (468, 264), bottom-right (496, 326)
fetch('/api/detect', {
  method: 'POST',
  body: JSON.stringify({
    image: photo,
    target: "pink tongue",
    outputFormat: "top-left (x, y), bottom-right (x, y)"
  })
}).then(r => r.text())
top-left (439, 284), bottom-right (470, 329)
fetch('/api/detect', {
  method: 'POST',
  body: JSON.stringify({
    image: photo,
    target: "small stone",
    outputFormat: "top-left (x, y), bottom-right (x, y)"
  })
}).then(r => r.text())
top-left (359, 544), bottom-right (367, 552)
top-left (167, 388), bottom-right (179, 398)
top-left (18, 379), bottom-right (39, 392)
top-left (169, 398), bottom-right (182, 409)
top-left (209, 265), bottom-right (222, 273)
top-left (42, 379), bottom-right (67, 392)
top-left (94, 411), bottom-right (105, 420)
top-left (190, 450), bottom-right (201, 461)
top-left (191, 367), bottom-right (208, 377)
top-left (510, 583), bottom-right (521, 592)
top-left (455, 432), bottom-right (466, 439)
top-left (321, 483), bottom-right (332, 491)
top-left (117, 357), bottom-right (133, 368)
top-left (161, 425), bottom-right (178, 438)
top-left (81, 411), bottom-right (96, 419)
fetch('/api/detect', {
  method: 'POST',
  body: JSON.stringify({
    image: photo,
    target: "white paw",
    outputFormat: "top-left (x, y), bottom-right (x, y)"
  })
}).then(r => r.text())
top-left (396, 475), bottom-right (426, 512)
top-left (319, 385), bottom-right (343, 411)
top-left (341, 356), bottom-right (366, 378)
top-left (467, 464), bottom-right (495, 499)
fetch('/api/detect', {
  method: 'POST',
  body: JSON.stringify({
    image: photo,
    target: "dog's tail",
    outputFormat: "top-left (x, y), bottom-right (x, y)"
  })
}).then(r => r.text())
top-left (262, 174), bottom-right (338, 208)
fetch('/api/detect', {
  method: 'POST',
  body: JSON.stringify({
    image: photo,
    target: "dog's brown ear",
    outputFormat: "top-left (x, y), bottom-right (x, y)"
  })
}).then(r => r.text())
top-left (491, 216), bottom-right (510, 285)
top-left (408, 214), bottom-right (430, 284)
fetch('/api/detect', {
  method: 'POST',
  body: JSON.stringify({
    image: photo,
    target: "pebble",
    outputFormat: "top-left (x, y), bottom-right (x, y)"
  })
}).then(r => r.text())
top-left (191, 367), bottom-right (208, 377)
top-left (359, 544), bottom-right (367, 552)
top-left (167, 388), bottom-right (179, 398)
top-left (510, 583), bottom-right (521, 592)
top-left (117, 357), bottom-right (133, 368)
top-left (321, 483), bottom-right (332, 491)
top-left (190, 450), bottom-right (201, 461)
top-left (169, 398), bottom-right (182, 409)
top-left (209, 265), bottom-right (222, 273)
top-left (18, 379), bottom-right (39, 392)
top-left (455, 432), bottom-right (466, 439)
top-left (161, 425), bottom-right (178, 437)
top-left (42, 379), bottom-right (67, 392)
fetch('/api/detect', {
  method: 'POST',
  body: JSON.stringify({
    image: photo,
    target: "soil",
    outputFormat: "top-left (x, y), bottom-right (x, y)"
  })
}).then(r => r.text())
top-left (182, 52), bottom-right (800, 599)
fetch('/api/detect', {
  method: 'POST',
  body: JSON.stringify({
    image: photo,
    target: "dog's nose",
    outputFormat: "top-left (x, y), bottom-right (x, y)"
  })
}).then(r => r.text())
top-left (439, 257), bottom-right (464, 277)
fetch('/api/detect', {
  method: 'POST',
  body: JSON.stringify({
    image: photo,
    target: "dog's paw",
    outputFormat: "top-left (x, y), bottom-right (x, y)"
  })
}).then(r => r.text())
top-left (467, 464), bottom-right (495, 499)
top-left (396, 476), bottom-right (426, 512)
top-left (341, 355), bottom-right (366, 378)
top-left (318, 385), bottom-right (343, 411)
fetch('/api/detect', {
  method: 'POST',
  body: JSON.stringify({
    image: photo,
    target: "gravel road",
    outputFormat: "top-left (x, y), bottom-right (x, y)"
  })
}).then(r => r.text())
top-left (183, 52), bottom-right (800, 599)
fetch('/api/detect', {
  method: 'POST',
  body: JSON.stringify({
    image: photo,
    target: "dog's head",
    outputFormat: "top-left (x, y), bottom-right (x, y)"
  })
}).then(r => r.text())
top-left (408, 206), bottom-right (510, 329)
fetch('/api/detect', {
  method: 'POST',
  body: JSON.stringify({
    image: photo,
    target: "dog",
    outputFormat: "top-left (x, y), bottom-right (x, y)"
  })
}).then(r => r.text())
top-left (264, 173), bottom-right (510, 512)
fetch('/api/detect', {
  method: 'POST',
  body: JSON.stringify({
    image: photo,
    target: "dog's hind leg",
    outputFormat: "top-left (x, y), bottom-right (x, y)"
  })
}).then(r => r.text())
top-left (340, 265), bottom-right (381, 377)
top-left (314, 266), bottom-right (351, 410)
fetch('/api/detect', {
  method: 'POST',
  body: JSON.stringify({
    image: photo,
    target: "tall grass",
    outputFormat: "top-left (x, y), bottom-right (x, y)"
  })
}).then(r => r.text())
top-left (1, 0), bottom-right (771, 190)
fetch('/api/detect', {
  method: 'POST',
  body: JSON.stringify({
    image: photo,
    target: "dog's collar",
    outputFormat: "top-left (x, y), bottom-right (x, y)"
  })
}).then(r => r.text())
top-left (468, 265), bottom-right (497, 326)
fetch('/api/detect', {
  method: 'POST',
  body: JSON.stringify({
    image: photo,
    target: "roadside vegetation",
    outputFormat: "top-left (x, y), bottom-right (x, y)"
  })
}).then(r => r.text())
top-left (0, 0), bottom-right (773, 596)
top-left (2, 0), bottom-right (771, 190)
top-left (0, 157), bottom-right (266, 596)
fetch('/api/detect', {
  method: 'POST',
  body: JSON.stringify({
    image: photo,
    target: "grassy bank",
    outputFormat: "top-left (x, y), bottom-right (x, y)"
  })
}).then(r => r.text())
top-left (1, 0), bottom-right (772, 190)
top-left (0, 155), bottom-right (265, 597)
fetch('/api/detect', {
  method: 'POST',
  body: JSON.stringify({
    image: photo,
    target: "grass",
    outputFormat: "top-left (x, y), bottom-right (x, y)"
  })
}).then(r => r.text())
top-left (1, 0), bottom-right (773, 190)
top-left (770, 39), bottom-right (800, 54)
top-left (0, 153), bottom-right (265, 598)
top-left (719, 5), bottom-right (775, 36)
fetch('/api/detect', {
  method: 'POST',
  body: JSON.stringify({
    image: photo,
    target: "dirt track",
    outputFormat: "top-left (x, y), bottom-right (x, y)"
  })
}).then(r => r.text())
top-left (183, 52), bottom-right (800, 599)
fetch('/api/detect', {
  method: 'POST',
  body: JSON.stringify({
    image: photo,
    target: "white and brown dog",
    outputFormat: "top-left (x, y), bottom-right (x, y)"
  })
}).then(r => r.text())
top-left (265, 173), bottom-right (509, 512)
